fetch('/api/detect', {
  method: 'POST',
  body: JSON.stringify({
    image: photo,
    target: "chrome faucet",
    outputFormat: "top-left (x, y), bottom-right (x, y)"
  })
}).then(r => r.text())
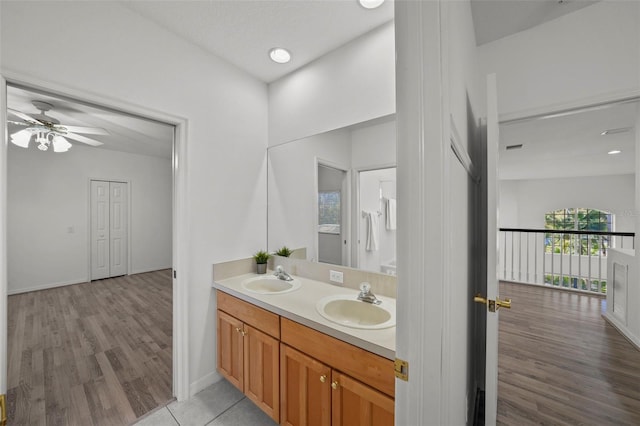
top-left (273, 265), bottom-right (293, 281)
top-left (357, 282), bottom-right (381, 305)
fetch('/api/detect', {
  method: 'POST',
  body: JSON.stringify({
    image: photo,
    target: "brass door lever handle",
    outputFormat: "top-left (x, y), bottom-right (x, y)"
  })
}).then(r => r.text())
top-left (474, 293), bottom-right (511, 311)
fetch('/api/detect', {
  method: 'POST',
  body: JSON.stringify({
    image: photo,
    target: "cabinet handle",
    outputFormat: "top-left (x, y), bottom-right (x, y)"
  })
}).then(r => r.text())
top-left (235, 327), bottom-right (241, 333)
top-left (331, 381), bottom-right (339, 390)
top-left (319, 375), bottom-right (327, 383)
top-left (241, 330), bottom-right (247, 337)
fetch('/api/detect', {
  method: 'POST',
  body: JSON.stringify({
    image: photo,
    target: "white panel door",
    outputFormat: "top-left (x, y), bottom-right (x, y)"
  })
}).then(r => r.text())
top-left (91, 180), bottom-right (128, 280)
top-left (484, 73), bottom-right (500, 425)
top-left (91, 180), bottom-right (110, 280)
top-left (109, 182), bottom-right (128, 277)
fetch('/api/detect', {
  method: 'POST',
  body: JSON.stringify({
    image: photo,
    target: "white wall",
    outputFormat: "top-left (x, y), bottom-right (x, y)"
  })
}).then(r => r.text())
top-left (268, 21), bottom-right (395, 146)
top-left (351, 118), bottom-right (396, 169)
top-left (7, 144), bottom-right (172, 294)
top-left (478, 1), bottom-right (640, 116)
top-left (1, 0), bottom-right (268, 395)
top-left (268, 129), bottom-right (351, 261)
top-left (499, 175), bottom-right (636, 232)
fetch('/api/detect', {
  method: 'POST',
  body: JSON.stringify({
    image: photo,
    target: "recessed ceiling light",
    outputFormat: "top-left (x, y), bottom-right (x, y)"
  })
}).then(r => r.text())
top-left (359, 0), bottom-right (385, 9)
top-left (608, 150), bottom-right (621, 155)
top-left (269, 47), bottom-right (291, 64)
top-left (601, 127), bottom-right (632, 136)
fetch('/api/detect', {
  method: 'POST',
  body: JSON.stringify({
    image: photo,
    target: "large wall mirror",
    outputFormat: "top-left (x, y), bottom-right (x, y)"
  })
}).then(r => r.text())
top-left (268, 114), bottom-right (397, 275)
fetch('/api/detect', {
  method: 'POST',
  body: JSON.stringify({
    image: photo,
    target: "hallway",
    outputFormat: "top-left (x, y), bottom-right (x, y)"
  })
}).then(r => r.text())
top-left (498, 281), bottom-right (640, 425)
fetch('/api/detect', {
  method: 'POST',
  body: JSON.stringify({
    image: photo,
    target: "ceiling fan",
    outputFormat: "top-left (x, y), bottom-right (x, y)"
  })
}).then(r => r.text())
top-left (8, 100), bottom-right (108, 152)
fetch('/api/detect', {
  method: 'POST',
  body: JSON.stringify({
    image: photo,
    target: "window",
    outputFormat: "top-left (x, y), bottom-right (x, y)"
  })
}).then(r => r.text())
top-left (544, 208), bottom-right (612, 255)
top-left (544, 208), bottom-right (612, 293)
top-left (318, 191), bottom-right (341, 234)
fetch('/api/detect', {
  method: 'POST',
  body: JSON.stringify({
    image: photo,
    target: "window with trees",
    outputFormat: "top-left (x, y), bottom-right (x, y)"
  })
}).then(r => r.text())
top-left (544, 208), bottom-right (612, 293)
top-left (318, 190), bottom-right (341, 234)
top-left (544, 208), bottom-right (612, 255)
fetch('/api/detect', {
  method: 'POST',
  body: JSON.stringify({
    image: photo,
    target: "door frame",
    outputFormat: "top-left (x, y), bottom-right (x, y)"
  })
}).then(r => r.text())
top-left (353, 164), bottom-right (396, 271)
top-left (395, 0), bottom-right (452, 424)
top-left (88, 178), bottom-right (131, 281)
top-left (0, 71), bottom-right (191, 401)
top-left (314, 157), bottom-right (350, 266)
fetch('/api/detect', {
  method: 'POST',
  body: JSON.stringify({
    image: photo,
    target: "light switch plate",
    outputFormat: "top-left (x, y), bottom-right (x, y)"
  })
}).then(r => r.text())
top-left (329, 270), bottom-right (344, 284)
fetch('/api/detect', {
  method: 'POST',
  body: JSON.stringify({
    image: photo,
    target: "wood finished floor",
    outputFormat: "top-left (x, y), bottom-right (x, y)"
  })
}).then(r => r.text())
top-left (498, 282), bottom-right (640, 425)
top-left (7, 270), bottom-right (173, 426)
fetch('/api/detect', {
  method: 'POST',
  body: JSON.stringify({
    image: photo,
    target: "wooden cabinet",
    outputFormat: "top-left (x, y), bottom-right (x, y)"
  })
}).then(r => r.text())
top-left (281, 344), bottom-right (332, 426)
top-left (216, 290), bottom-right (394, 426)
top-left (216, 292), bottom-right (280, 422)
top-left (281, 344), bottom-right (394, 426)
top-left (217, 310), bottom-right (244, 390)
top-left (331, 371), bottom-right (394, 426)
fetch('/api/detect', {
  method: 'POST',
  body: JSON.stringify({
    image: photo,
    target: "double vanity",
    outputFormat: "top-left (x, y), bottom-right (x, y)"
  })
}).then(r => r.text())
top-left (212, 260), bottom-right (397, 425)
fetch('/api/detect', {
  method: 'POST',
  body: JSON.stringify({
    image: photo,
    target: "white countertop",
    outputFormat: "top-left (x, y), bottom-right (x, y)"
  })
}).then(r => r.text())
top-left (212, 272), bottom-right (396, 360)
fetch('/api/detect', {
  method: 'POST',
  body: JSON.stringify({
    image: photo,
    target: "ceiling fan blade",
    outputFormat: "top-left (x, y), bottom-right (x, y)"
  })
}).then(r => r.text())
top-left (54, 125), bottom-right (109, 135)
top-left (64, 132), bottom-right (104, 146)
top-left (8, 120), bottom-right (29, 126)
top-left (8, 108), bottom-right (44, 125)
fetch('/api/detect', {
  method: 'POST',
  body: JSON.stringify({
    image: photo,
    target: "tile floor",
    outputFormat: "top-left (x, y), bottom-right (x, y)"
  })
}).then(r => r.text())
top-left (132, 380), bottom-right (277, 426)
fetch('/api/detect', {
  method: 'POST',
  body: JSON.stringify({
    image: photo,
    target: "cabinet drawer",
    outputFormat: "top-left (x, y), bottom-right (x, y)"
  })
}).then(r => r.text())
top-left (217, 291), bottom-right (280, 339)
top-left (281, 318), bottom-right (394, 397)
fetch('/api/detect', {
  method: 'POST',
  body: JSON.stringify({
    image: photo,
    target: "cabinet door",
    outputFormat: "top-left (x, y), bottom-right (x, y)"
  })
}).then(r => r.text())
top-left (217, 310), bottom-right (244, 391)
top-left (244, 324), bottom-right (280, 422)
top-left (280, 344), bottom-right (331, 426)
top-left (331, 371), bottom-right (394, 426)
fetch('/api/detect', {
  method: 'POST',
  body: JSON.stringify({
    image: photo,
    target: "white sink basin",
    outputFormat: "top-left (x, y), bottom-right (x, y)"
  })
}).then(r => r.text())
top-left (316, 295), bottom-right (396, 329)
top-left (241, 275), bottom-right (301, 295)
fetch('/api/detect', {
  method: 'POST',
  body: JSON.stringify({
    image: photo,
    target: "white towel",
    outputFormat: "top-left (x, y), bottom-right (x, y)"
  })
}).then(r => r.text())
top-left (365, 211), bottom-right (379, 252)
top-left (385, 198), bottom-right (397, 231)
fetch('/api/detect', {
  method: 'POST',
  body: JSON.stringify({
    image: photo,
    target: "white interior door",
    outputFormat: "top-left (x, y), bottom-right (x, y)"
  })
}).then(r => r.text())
top-left (484, 73), bottom-right (500, 425)
top-left (91, 180), bottom-right (110, 280)
top-left (91, 180), bottom-right (128, 280)
top-left (109, 182), bottom-right (128, 277)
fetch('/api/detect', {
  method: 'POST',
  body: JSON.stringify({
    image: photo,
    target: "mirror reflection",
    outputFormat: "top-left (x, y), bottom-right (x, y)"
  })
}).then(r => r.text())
top-left (268, 114), bottom-right (396, 274)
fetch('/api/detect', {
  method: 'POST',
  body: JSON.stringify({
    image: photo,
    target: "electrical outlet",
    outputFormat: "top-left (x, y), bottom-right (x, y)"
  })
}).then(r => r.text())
top-left (329, 270), bottom-right (343, 284)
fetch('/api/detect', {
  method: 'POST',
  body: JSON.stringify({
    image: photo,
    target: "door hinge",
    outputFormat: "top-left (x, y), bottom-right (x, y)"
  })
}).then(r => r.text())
top-left (394, 358), bottom-right (409, 381)
top-left (173, 270), bottom-right (177, 279)
top-left (1, 393), bottom-right (7, 426)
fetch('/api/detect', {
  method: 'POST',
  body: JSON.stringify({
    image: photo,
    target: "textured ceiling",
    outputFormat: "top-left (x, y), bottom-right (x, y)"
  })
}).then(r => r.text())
top-left (120, 0), bottom-right (395, 83)
top-left (499, 101), bottom-right (638, 181)
top-left (471, 0), bottom-right (598, 45)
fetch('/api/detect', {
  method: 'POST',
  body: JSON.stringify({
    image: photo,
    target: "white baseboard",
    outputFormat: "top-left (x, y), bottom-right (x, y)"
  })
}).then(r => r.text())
top-left (602, 312), bottom-right (640, 350)
top-left (8, 278), bottom-right (88, 295)
top-left (190, 370), bottom-right (221, 397)
top-left (129, 266), bottom-right (172, 275)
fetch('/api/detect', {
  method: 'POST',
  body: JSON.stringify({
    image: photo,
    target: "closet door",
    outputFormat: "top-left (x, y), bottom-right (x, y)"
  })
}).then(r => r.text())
top-left (91, 180), bottom-right (110, 280)
top-left (109, 181), bottom-right (128, 277)
top-left (91, 180), bottom-right (128, 280)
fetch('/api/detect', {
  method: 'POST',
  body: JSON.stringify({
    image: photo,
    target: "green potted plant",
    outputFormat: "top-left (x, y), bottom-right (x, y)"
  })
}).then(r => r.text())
top-left (253, 250), bottom-right (271, 274)
top-left (275, 246), bottom-right (293, 257)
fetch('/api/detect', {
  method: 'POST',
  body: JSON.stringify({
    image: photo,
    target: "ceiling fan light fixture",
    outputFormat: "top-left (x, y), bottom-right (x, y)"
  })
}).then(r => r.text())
top-left (359, 0), bottom-right (385, 9)
top-left (269, 47), bottom-right (291, 64)
top-left (52, 135), bottom-right (72, 153)
top-left (10, 129), bottom-right (32, 148)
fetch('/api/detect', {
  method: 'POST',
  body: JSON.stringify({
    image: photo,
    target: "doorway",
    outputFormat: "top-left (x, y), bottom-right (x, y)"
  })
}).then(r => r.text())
top-left (1, 76), bottom-right (189, 423)
top-left (317, 164), bottom-right (348, 265)
top-left (91, 180), bottom-right (129, 280)
top-left (356, 167), bottom-right (397, 274)
top-left (495, 97), bottom-right (640, 423)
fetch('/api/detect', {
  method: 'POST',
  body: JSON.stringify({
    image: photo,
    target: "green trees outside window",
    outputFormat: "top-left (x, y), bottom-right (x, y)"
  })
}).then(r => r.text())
top-left (544, 208), bottom-right (612, 255)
